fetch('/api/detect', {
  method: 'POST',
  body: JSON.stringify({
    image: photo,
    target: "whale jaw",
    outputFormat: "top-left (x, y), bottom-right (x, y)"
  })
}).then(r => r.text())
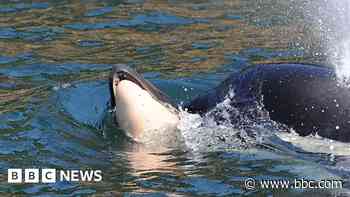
top-left (109, 65), bottom-right (179, 143)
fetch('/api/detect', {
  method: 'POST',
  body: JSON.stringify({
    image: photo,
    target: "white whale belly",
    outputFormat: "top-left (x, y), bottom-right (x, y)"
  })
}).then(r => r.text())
top-left (114, 80), bottom-right (181, 146)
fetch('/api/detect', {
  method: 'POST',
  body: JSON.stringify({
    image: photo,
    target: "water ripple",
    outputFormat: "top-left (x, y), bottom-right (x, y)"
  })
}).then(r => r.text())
top-left (65, 12), bottom-right (202, 31)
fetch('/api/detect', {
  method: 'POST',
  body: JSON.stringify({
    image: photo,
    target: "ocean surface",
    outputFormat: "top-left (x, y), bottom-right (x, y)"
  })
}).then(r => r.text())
top-left (0, 0), bottom-right (349, 196)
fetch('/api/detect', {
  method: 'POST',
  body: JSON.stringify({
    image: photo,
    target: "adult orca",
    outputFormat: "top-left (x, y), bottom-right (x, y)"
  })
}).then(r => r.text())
top-left (109, 63), bottom-right (350, 143)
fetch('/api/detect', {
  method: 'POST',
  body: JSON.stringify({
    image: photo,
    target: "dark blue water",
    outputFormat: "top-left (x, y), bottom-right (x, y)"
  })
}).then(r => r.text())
top-left (0, 0), bottom-right (349, 196)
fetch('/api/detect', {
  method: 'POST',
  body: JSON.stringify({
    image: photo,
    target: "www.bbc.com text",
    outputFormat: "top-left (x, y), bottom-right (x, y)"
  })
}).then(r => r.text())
top-left (244, 178), bottom-right (343, 190)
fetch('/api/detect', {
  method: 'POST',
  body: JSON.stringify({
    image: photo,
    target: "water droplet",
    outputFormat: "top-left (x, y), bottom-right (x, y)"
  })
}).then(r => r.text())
top-left (62, 83), bottom-right (70, 88)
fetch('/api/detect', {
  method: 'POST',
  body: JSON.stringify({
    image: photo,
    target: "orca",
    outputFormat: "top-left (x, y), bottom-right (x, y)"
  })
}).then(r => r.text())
top-left (109, 63), bottom-right (350, 143)
top-left (109, 64), bottom-right (180, 144)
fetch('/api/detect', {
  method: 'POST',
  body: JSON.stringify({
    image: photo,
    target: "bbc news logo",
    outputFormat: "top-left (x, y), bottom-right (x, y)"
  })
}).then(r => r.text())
top-left (8, 169), bottom-right (102, 183)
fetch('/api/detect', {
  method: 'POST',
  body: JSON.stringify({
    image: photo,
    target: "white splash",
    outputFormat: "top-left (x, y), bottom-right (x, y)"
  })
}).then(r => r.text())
top-left (335, 0), bottom-right (350, 80)
top-left (178, 109), bottom-right (245, 152)
top-left (52, 83), bottom-right (71, 91)
top-left (177, 88), bottom-right (269, 152)
top-left (319, 1), bottom-right (350, 81)
top-left (177, 89), bottom-right (242, 152)
top-left (304, 0), bottom-right (350, 81)
top-left (334, 40), bottom-right (350, 81)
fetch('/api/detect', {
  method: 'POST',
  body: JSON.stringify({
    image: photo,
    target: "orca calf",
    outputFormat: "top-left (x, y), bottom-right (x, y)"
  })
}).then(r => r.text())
top-left (109, 64), bottom-right (350, 143)
top-left (109, 64), bottom-right (180, 144)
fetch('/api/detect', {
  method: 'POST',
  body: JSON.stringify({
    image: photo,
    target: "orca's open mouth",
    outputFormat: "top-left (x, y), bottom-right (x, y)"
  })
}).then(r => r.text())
top-left (109, 64), bottom-right (177, 110)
